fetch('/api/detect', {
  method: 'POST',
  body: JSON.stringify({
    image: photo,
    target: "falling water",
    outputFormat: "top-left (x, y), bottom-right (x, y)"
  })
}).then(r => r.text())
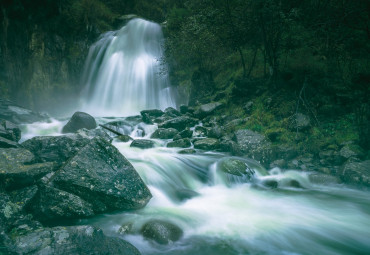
top-left (81, 18), bottom-right (176, 116)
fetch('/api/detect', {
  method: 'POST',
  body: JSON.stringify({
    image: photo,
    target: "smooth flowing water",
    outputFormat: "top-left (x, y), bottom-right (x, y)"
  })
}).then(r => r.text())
top-left (21, 119), bottom-right (370, 255)
top-left (81, 18), bottom-right (176, 116)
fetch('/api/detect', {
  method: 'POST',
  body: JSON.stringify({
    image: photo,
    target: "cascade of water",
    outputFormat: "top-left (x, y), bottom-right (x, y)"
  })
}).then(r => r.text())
top-left (81, 18), bottom-right (176, 117)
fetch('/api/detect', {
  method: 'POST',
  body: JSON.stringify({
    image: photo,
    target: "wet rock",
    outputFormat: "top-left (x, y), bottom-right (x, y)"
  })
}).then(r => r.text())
top-left (30, 185), bottom-right (94, 221)
top-left (340, 160), bottom-right (370, 186)
top-left (0, 148), bottom-right (55, 189)
top-left (208, 125), bottom-right (224, 139)
top-left (288, 113), bottom-right (311, 131)
top-left (339, 144), bottom-right (364, 161)
top-left (193, 126), bottom-right (208, 137)
top-left (116, 135), bottom-right (133, 142)
top-left (194, 138), bottom-right (220, 150)
top-left (159, 116), bottom-right (198, 131)
top-left (0, 99), bottom-right (47, 124)
top-left (151, 128), bottom-right (179, 139)
top-left (167, 138), bottom-right (191, 148)
top-left (233, 129), bottom-right (272, 166)
top-left (130, 139), bottom-right (156, 149)
top-left (179, 105), bottom-right (189, 114)
top-left (0, 120), bottom-right (21, 142)
top-left (9, 185), bottom-right (38, 212)
top-left (173, 129), bottom-right (193, 140)
top-left (141, 220), bottom-right (183, 244)
top-left (174, 189), bottom-right (199, 202)
top-left (219, 158), bottom-right (254, 178)
top-left (178, 149), bottom-right (196, 154)
top-left (219, 139), bottom-right (240, 155)
top-left (269, 159), bottom-right (286, 169)
top-left (62, 111), bottom-right (97, 133)
top-left (141, 109), bottom-right (164, 118)
top-left (11, 225), bottom-right (141, 255)
top-left (261, 179), bottom-right (278, 189)
top-left (164, 107), bottom-right (181, 117)
top-left (52, 137), bottom-right (151, 213)
top-left (103, 120), bottom-right (135, 136)
top-left (0, 137), bottom-right (19, 148)
top-left (22, 134), bottom-right (90, 166)
top-left (77, 128), bottom-right (112, 143)
top-left (194, 102), bottom-right (223, 118)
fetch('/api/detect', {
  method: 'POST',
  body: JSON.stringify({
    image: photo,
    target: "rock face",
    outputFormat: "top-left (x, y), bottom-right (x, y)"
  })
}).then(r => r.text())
top-left (151, 128), bottom-right (179, 139)
top-left (0, 136), bottom-right (19, 148)
top-left (11, 225), bottom-right (141, 255)
top-left (340, 160), bottom-right (370, 186)
top-left (62, 111), bottom-right (97, 133)
top-left (130, 139), bottom-right (156, 149)
top-left (141, 220), bottom-right (183, 244)
top-left (52, 137), bottom-right (151, 213)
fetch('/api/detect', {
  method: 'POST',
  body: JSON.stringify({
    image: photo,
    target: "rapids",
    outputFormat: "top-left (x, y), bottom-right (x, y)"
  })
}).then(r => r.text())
top-left (20, 118), bottom-right (370, 255)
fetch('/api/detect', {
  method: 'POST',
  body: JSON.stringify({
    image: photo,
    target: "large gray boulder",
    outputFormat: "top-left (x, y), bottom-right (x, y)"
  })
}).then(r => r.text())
top-left (233, 129), bottom-right (273, 166)
top-left (52, 137), bottom-right (151, 213)
top-left (167, 138), bottom-right (191, 148)
top-left (0, 148), bottom-right (55, 189)
top-left (159, 116), bottom-right (198, 131)
top-left (0, 137), bottom-right (19, 148)
top-left (141, 220), bottom-right (183, 245)
top-left (21, 134), bottom-right (91, 166)
top-left (10, 225), bottom-right (141, 255)
top-left (62, 112), bottom-right (97, 134)
top-left (340, 160), bottom-right (370, 186)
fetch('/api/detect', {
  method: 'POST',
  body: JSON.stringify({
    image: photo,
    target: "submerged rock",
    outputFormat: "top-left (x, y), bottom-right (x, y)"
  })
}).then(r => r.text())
top-left (151, 128), bottom-right (179, 139)
top-left (52, 137), bottom-right (152, 212)
top-left (10, 225), bottom-right (141, 255)
top-left (130, 139), bottom-right (156, 149)
top-left (62, 111), bottom-right (97, 133)
top-left (141, 220), bottom-right (183, 244)
top-left (178, 149), bottom-right (196, 154)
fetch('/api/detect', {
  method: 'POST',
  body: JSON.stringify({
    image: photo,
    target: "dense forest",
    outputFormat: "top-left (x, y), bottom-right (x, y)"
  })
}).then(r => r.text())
top-left (0, 0), bottom-right (369, 151)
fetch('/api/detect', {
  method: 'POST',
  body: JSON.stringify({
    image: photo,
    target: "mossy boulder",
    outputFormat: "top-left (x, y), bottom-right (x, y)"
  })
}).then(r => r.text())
top-left (193, 138), bottom-right (220, 150)
top-left (151, 128), bottom-right (179, 139)
top-left (167, 138), bottom-right (191, 148)
top-left (130, 139), bottom-right (156, 149)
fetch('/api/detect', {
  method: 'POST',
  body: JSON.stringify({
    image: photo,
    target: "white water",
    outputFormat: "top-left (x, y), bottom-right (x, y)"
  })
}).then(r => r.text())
top-left (81, 18), bottom-right (176, 117)
top-left (22, 119), bottom-right (370, 255)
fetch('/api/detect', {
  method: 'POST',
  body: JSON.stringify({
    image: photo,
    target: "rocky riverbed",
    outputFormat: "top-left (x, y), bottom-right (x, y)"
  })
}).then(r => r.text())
top-left (1, 99), bottom-right (370, 254)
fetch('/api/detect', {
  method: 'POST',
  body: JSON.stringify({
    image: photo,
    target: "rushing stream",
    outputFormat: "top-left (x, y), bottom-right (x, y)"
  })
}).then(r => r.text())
top-left (18, 17), bottom-right (370, 255)
top-left (20, 119), bottom-right (370, 255)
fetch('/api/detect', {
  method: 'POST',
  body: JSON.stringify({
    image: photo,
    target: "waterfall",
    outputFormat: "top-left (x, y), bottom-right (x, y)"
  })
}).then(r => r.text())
top-left (81, 18), bottom-right (176, 117)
